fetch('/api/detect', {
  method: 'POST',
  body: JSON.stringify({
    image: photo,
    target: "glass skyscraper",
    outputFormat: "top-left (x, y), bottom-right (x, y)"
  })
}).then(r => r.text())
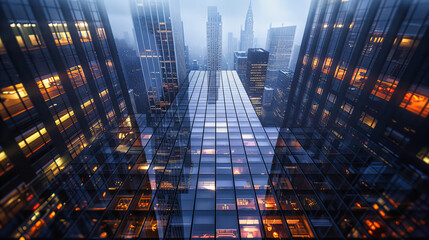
top-left (131, 0), bottom-right (187, 114)
top-left (284, 0), bottom-right (429, 174)
top-left (0, 0), bottom-right (135, 236)
top-left (245, 48), bottom-right (269, 117)
top-left (206, 6), bottom-right (222, 71)
top-left (265, 26), bottom-right (296, 87)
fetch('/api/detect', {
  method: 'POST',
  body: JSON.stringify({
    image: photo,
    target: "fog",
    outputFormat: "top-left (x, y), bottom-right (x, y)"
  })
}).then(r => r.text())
top-left (105, 0), bottom-right (311, 60)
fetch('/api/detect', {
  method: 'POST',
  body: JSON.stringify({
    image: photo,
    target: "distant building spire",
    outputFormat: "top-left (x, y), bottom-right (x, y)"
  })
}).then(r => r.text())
top-left (240, 0), bottom-right (254, 51)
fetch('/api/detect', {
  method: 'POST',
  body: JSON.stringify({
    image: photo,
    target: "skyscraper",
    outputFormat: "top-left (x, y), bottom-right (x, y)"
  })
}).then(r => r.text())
top-left (284, 0), bottom-right (429, 173)
top-left (227, 32), bottom-right (238, 70)
top-left (206, 6), bottom-right (222, 71)
top-left (245, 48), bottom-right (269, 116)
top-left (131, 0), bottom-right (187, 114)
top-left (265, 25), bottom-right (296, 87)
top-left (0, 0), bottom-right (135, 234)
top-left (239, 1), bottom-right (254, 51)
top-left (233, 51), bottom-right (247, 81)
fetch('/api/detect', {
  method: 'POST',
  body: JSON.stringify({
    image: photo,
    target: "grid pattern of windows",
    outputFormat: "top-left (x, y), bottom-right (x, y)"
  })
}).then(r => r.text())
top-left (284, 0), bottom-right (429, 174)
top-left (1, 71), bottom-right (427, 239)
top-left (0, 0), bottom-right (134, 231)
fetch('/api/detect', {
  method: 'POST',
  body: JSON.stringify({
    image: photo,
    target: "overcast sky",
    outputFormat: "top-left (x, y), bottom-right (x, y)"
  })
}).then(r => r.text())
top-left (105, 0), bottom-right (311, 59)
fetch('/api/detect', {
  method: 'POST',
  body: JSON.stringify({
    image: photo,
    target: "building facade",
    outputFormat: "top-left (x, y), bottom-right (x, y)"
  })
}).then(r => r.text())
top-left (240, 1), bottom-right (254, 51)
top-left (116, 38), bottom-right (150, 114)
top-left (0, 0), bottom-right (135, 233)
top-left (245, 48), bottom-right (269, 117)
top-left (284, 0), bottom-right (429, 174)
top-left (265, 25), bottom-right (296, 87)
top-left (233, 51), bottom-right (247, 83)
top-left (288, 44), bottom-right (301, 72)
top-left (1, 70), bottom-right (427, 239)
top-left (206, 6), bottom-right (222, 71)
top-left (273, 70), bottom-right (294, 125)
top-left (130, 0), bottom-right (187, 114)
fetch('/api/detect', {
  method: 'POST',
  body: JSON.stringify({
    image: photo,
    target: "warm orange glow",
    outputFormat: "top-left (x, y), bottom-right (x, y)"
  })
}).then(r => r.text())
top-left (371, 78), bottom-right (398, 101)
top-left (400, 91), bottom-right (429, 117)
top-left (312, 57), bottom-right (319, 69)
top-left (334, 65), bottom-right (347, 81)
top-left (351, 68), bottom-right (367, 88)
top-left (303, 54), bottom-right (309, 65)
top-left (322, 57), bottom-right (332, 74)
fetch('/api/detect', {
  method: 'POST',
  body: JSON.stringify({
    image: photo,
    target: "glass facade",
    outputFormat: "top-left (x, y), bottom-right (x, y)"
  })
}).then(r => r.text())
top-left (245, 48), bottom-right (269, 117)
top-left (285, 0), bottom-right (429, 173)
top-left (0, 0), bottom-right (134, 234)
top-left (1, 0), bottom-right (429, 239)
top-left (265, 26), bottom-right (296, 87)
top-left (1, 70), bottom-right (428, 239)
top-left (131, 0), bottom-right (187, 114)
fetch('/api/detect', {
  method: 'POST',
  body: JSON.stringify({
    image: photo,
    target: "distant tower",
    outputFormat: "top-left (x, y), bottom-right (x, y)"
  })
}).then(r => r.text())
top-left (265, 25), bottom-right (296, 86)
top-left (131, 0), bottom-right (187, 113)
top-left (206, 6), bottom-right (222, 71)
top-left (240, 1), bottom-right (254, 51)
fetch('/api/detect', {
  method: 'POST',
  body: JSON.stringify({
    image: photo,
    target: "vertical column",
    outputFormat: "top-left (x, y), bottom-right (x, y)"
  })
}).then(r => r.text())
top-left (79, 0), bottom-right (122, 123)
top-left (58, 0), bottom-right (110, 128)
top-left (326, 0), bottom-right (382, 128)
top-left (310, 0), bottom-right (358, 126)
top-left (283, 0), bottom-right (324, 127)
top-left (28, 0), bottom-right (92, 141)
top-left (96, 0), bottom-right (139, 128)
top-left (348, 0), bottom-right (410, 130)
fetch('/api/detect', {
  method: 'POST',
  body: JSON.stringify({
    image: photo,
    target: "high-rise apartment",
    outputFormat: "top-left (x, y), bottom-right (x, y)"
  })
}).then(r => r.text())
top-left (285, 0), bottom-right (429, 173)
top-left (0, 0), bottom-right (135, 233)
top-left (240, 1), bottom-right (254, 51)
top-left (245, 48), bottom-right (269, 116)
top-left (265, 25), bottom-right (296, 87)
top-left (130, 0), bottom-right (187, 114)
top-left (206, 6), bottom-right (222, 71)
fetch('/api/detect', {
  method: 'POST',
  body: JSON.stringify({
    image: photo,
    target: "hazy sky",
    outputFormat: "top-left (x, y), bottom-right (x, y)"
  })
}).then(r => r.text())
top-left (105, 0), bottom-right (311, 59)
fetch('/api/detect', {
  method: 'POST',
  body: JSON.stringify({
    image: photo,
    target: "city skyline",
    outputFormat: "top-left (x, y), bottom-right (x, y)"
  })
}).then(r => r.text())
top-left (104, 0), bottom-right (311, 61)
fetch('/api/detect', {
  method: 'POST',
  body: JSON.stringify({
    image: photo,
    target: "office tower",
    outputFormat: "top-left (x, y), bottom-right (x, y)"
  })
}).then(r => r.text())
top-left (284, 0), bottom-right (429, 173)
top-left (288, 44), bottom-right (300, 71)
top-left (227, 32), bottom-right (238, 70)
top-left (131, 0), bottom-right (186, 114)
top-left (233, 51), bottom-right (247, 81)
top-left (240, 1), bottom-right (254, 51)
top-left (116, 38), bottom-right (150, 114)
top-left (272, 70), bottom-right (293, 125)
top-left (245, 48), bottom-right (269, 116)
top-left (207, 6), bottom-right (222, 71)
top-left (265, 26), bottom-right (296, 87)
top-left (0, 0), bottom-right (135, 232)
